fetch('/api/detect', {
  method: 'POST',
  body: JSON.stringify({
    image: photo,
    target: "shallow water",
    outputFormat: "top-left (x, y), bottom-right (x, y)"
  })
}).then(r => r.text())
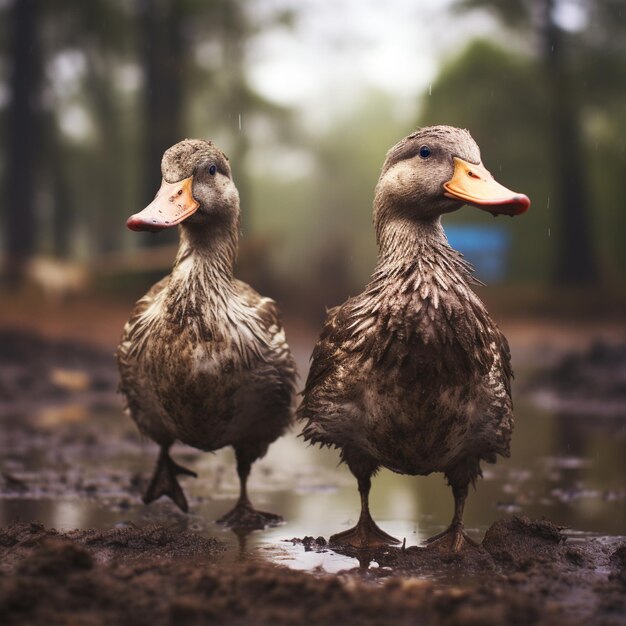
top-left (1, 381), bottom-right (624, 574)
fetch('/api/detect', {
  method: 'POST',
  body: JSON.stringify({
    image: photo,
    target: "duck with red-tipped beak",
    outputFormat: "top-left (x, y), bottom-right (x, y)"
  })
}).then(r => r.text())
top-left (118, 139), bottom-right (297, 527)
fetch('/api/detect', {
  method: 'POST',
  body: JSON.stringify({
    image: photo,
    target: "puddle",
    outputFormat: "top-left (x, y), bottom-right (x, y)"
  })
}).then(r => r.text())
top-left (1, 382), bottom-right (625, 576)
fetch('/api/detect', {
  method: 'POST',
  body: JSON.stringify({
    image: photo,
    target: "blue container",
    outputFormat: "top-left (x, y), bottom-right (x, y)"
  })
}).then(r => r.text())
top-left (444, 225), bottom-right (511, 282)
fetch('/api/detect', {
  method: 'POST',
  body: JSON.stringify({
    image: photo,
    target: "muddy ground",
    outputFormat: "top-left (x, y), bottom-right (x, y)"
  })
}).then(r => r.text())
top-left (1, 329), bottom-right (625, 626)
top-left (1, 518), bottom-right (625, 626)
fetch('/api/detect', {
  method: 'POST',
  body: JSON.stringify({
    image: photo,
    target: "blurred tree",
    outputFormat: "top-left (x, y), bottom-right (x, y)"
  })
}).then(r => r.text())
top-left (43, 0), bottom-right (131, 256)
top-left (455, 0), bottom-right (620, 285)
top-left (2, 0), bottom-right (135, 270)
top-left (538, 0), bottom-right (597, 285)
top-left (4, 0), bottom-right (42, 286)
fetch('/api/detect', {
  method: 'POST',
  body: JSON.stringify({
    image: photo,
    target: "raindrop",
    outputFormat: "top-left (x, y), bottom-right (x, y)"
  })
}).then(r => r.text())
top-left (428, 84), bottom-right (432, 96)
top-left (547, 196), bottom-right (550, 209)
top-left (548, 227), bottom-right (551, 237)
top-left (238, 113), bottom-right (242, 130)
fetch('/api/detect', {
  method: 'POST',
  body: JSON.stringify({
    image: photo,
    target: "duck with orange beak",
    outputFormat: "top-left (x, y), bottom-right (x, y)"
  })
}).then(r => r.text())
top-left (298, 126), bottom-right (529, 551)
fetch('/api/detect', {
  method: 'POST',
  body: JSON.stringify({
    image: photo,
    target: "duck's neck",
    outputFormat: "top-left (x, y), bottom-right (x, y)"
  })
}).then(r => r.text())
top-left (168, 222), bottom-right (238, 310)
top-left (372, 211), bottom-right (475, 291)
top-left (376, 215), bottom-right (446, 265)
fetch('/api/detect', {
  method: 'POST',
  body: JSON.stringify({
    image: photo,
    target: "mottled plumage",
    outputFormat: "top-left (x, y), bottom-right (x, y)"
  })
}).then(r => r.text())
top-left (118, 139), bottom-right (296, 525)
top-left (298, 126), bottom-right (528, 550)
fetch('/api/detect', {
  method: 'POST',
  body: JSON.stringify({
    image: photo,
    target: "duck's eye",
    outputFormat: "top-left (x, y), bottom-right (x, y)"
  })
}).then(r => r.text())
top-left (419, 146), bottom-right (431, 159)
top-left (209, 165), bottom-right (217, 175)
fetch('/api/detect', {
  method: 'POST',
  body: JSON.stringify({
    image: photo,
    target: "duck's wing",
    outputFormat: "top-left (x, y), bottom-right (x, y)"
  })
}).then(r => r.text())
top-left (496, 327), bottom-right (513, 396)
top-left (301, 304), bottom-right (343, 398)
top-left (117, 274), bottom-right (170, 396)
top-left (234, 279), bottom-right (276, 319)
top-left (233, 279), bottom-right (297, 387)
top-left (233, 279), bottom-right (284, 341)
top-left (121, 276), bottom-right (170, 339)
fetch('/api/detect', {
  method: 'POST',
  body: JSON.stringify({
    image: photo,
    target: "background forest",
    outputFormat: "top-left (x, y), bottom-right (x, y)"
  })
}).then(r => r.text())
top-left (1, 0), bottom-right (625, 324)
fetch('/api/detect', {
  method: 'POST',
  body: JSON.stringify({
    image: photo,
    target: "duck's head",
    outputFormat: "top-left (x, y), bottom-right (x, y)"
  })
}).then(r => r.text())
top-left (375, 125), bottom-right (530, 225)
top-left (127, 139), bottom-right (238, 233)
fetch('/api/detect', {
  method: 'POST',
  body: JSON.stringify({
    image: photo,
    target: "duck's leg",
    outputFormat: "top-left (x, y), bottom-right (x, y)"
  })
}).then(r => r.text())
top-left (423, 467), bottom-right (479, 552)
top-left (143, 444), bottom-right (197, 513)
top-left (217, 446), bottom-right (282, 529)
top-left (330, 468), bottom-right (400, 549)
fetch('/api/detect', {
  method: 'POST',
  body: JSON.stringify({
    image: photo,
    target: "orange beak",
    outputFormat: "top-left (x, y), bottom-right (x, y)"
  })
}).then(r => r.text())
top-left (127, 176), bottom-right (200, 232)
top-left (443, 157), bottom-right (530, 216)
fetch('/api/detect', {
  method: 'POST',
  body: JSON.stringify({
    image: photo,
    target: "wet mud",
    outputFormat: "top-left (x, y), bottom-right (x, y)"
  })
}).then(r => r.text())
top-left (0, 329), bottom-right (119, 413)
top-left (1, 518), bottom-right (625, 626)
top-left (1, 329), bottom-right (625, 625)
top-left (288, 518), bottom-right (626, 624)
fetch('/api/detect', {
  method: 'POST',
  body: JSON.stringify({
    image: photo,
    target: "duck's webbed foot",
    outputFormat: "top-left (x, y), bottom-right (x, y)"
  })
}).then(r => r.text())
top-left (331, 456), bottom-right (399, 549)
top-left (423, 522), bottom-right (478, 553)
top-left (143, 446), bottom-right (197, 513)
top-left (426, 466), bottom-right (480, 552)
top-left (330, 513), bottom-right (400, 549)
top-left (217, 498), bottom-right (282, 530)
top-left (217, 445), bottom-right (282, 529)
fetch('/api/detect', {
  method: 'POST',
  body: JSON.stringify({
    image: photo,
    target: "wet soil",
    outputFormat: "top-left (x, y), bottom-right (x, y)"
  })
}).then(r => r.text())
top-left (0, 328), bottom-right (119, 417)
top-left (1, 518), bottom-right (625, 626)
top-left (1, 329), bottom-right (625, 625)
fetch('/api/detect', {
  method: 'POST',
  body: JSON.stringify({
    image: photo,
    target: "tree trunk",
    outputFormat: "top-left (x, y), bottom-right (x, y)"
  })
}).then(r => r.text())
top-left (49, 126), bottom-right (74, 259)
top-left (542, 0), bottom-right (599, 285)
top-left (4, 0), bottom-right (41, 286)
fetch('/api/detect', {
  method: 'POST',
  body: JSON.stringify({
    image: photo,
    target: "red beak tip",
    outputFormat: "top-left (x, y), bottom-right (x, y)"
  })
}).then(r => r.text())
top-left (126, 217), bottom-right (143, 231)
top-left (126, 217), bottom-right (165, 233)
top-left (515, 194), bottom-right (531, 214)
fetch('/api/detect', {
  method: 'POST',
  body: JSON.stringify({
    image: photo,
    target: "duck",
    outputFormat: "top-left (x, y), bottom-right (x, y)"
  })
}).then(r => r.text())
top-left (297, 126), bottom-right (529, 551)
top-left (117, 139), bottom-right (297, 527)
